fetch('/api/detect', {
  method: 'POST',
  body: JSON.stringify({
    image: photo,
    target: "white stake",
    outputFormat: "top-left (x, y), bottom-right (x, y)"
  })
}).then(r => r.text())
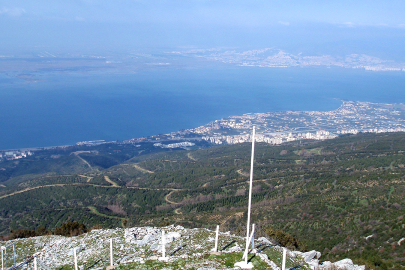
top-left (34, 257), bottom-right (37, 270)
top-left (242, 224), bottom-right (255, 260)
top-left (235, 126), bottom-right (255, 269)
top-left (73, 248), bottom-right (78, 270)
top-left (12, 244), bottom-right (16, 267)
top-left (159, 230), bottom-right (167, 261)
top-left (110, 239), bottom-right (113, 266)
top-left (282, 248), bottom-right (287, 270)
top-left (214, 225), bottom-right (219, 252)
top-left (162, 230), bottom-right (166, 258)
top-left (1, 246), bottom-right (4, 270)
top-left (251, 224), bottom-right (255, 250)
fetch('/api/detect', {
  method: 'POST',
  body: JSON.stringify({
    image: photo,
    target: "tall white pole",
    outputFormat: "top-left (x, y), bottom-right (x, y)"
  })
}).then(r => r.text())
top-left (33, 257), bottom-right (37, 270)
top-left (12, 244), bottom-right (16, 267)
top-left (73, 248), bottom-right (78, 270)
top-left (244, 126), bottom-right (255, 265)
top-left (109, 239), bottom-right (113, 266)
top-left (282, 248), bottom-right (287, 270)
top-left (162, 230), bottom-right (166, 259)
top-left (251, 224), bottom-right (255, 250)
top-left (1, 247), bottom-right (4, 270)
top-left (242, 224), bottom-right (256, 260)
top-left (214, 225), bottom-right (219, 252)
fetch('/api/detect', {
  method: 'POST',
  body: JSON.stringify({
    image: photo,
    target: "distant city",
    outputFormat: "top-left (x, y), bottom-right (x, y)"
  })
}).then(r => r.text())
top-left (2, 100), bottom-right (405, 160)
top-left (170, 48), bottom-right (405, 72)
top-left (2, 48), bottom-right (405, 80)
top-left (127, 100), bottom-right (405, 145)
top-left (0, 150), bottom-right (33, 161)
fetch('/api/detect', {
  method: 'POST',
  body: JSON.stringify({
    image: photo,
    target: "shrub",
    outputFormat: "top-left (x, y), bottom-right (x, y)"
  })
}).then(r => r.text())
top-left (263, 227), bottom-right (307, 251)
top-left (53, 222), bottom-right (87, 237)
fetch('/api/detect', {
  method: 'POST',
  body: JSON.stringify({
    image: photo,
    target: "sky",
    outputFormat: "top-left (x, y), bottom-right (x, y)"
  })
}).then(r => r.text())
top-left (1, 1), bottom-right (405, 56)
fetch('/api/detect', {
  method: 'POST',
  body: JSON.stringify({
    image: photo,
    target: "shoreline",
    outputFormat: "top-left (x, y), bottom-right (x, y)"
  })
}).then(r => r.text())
top-left (2, 99), bottom-right (405, 153)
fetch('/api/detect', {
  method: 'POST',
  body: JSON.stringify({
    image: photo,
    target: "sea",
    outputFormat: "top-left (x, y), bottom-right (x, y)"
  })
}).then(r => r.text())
top-left (1, 66), bottom-right (405, 150)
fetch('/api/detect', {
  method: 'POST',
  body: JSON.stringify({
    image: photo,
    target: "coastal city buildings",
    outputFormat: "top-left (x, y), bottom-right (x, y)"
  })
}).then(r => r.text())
top-left (0, 150), bottom-right (33, 160)
top-left (3, 101), bottom-right (405, 158)
top-left (176, 101), bottom-right (405, 146)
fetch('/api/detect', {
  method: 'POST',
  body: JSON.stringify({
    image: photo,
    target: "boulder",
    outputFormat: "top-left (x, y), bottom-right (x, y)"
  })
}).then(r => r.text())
top-left (257, 237), bottom-right (273, 245)
top-left (302, 250), bottom-right (321, 262)
top-left (334, 258), bottom-right (365, 270)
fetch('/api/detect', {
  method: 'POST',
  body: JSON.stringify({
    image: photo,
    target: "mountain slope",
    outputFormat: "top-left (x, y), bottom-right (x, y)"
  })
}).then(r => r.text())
top-left (1, 132), bottom-right (404, 269)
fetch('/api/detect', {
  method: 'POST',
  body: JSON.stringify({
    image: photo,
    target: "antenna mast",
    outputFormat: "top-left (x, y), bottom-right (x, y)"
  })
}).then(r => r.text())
top-left (235, 126), bottom-right (256, 269)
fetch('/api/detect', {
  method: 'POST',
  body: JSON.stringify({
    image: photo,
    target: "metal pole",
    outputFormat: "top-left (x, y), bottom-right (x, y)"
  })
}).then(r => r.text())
top-left (282, 248), bottom-right (287, 270)
top-left (12, 244), bottom-right (16, 267)
top-left (251, 224), bottom-right (255, 250)
top-left (242, 225), bottom-right (256, 260)
top-left (214, 225), bottom-right (219, 252)
top-left (73, 248), bottom-right (78, 270)
top-left (109, 239), bottom-right (113, 266)
top-left (34, 257), bottom-right (37, 270)
top-left (1, 246), bottom-right (4, 270)
top-left (244, 126), bottom-right (255, 264)
top-left (162, 230), bottom-right (166, 259)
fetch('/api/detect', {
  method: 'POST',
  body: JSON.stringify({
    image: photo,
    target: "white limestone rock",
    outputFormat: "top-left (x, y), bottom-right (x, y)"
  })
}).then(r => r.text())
top-left (257, 237), bottom-right (274, 245)
top-left (257, 253), bottom-right (280, 270)
top-left (333, 258), bottom-right (365, 270)
top-left (302, 250), bottom-right (321, 262)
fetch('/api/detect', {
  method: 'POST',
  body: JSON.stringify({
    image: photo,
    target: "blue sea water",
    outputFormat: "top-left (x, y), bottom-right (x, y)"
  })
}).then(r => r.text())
top-left (1, 67), bottom-right (405, 150)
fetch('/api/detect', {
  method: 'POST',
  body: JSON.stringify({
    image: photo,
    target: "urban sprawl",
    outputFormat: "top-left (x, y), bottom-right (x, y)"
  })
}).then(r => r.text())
top-left (3, 101), bottom-right (405, 160)
top-left (163, 100), bottom-right (405, 145)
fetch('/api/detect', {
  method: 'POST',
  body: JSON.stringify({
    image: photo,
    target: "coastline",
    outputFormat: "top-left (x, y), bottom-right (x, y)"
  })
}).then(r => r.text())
top-left (2, 99), bottom-right (405, 155)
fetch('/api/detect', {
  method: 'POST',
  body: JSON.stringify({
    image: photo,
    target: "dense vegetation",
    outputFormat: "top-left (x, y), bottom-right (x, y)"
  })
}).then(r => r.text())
top-left (1, 132), bottom-right (405, 269)
top-left (6, 222), bottom-right (88, 240)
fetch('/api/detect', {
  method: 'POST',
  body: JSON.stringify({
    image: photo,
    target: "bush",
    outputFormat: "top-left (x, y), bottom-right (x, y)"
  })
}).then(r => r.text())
top-left (53, 222), bottom-right (87, 237)
top-left (264, 227), bottom-right (307, 251)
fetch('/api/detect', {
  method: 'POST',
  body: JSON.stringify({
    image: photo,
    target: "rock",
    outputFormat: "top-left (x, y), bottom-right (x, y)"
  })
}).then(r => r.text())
top-left (307, 259), bottom-right (319, 269)
top-left (149, 244), bottom-right (160, 251)
top-left (138, 233), bottom-right (158, 246)
top-left (257, 253), bottom-right (280, 270)
top-left (334, 258), bottom-right (365, 270)
top-left (257, 237), bottom-right (273, 245)
top-left (320, 261), bottom-right (333, 268)
top-left (67, 246), bottom-right (82, 256)
top-left (227, 244), bottom-right (242, 252)
top-left (292, 251), bottom-right (302, 257)
top-left (166, 232), bottom-right (181, 243)
top-left (302, 250), bottom-right (321, 262)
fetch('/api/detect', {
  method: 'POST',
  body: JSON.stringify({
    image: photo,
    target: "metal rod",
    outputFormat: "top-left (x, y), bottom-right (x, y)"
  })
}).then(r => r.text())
top-left (13, 244), bottom-right (16, 267)
top-left (1, 246), bottom-right (4, 270)
top-left (251, 224), bottom-right (255, 250)
top-left (242, 224), bottom-right (256, 260)
top-left (244, 126), bottom-right (255, 264)
top-left (162, 230), bottom-right (166, 259)
top-left (282, 248), bottom-right (287, 270)
top-left (214, 225), bottom-right (219, 252)
top-left (33, 257), bottom-right (37, 270)
top-left (109, 239), bottom-right (113, 266)
top-left (73, 248), bottom-right (78, 270)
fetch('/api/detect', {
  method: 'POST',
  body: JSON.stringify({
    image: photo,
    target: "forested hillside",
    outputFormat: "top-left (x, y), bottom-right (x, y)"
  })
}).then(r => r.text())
top-left (1, 133), bottom-right (404, 269)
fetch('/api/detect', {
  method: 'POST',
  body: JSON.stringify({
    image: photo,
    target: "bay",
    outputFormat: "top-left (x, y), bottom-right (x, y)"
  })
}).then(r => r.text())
top-left (1, 67), bottom-right (405, 150)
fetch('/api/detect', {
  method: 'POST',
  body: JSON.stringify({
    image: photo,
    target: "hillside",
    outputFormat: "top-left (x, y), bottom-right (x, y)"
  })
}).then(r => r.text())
top-left (1, 132), bottom-right (405, 269)
top-left (0, 225), bottom-right (364, 270)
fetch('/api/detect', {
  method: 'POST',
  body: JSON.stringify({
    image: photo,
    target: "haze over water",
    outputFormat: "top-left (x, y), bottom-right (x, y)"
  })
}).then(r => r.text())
top-left (1, 67), bottom-right (405, 150)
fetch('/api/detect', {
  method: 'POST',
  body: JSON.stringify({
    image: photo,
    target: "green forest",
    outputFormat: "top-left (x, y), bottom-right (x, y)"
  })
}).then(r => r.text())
top-left (0, 132), bottom-right (404, 269)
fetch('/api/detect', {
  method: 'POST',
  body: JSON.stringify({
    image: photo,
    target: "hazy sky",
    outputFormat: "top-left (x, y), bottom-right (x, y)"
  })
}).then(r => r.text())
top-left (1, 1), bottom-right (405, 55)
